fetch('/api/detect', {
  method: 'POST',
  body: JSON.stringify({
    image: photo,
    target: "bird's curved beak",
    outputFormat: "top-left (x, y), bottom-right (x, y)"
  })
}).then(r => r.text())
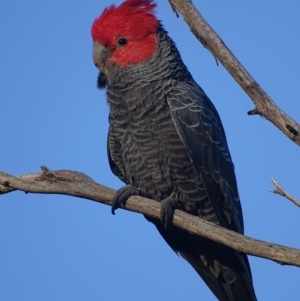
top-left (93, 42), bottom-right (110, 74)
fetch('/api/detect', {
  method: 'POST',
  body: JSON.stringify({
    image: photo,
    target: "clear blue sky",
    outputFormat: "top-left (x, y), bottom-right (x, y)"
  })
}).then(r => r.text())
top-left (1, 1), bottom-right (300, 300)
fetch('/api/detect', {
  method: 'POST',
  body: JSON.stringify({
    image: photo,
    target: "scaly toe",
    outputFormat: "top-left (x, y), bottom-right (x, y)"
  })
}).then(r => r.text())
top-left (111, 185), bottom-right (140, 215)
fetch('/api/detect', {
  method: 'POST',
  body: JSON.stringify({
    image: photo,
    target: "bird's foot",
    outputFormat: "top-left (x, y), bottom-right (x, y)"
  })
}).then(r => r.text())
top-left (111, 185), bottom-right (140, 215)
top-left (160, 194), bottom-right (183, 229)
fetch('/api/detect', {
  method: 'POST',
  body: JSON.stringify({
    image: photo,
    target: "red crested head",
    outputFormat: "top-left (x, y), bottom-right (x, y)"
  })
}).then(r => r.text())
top-left (91, 0), bottom-right (159, 67)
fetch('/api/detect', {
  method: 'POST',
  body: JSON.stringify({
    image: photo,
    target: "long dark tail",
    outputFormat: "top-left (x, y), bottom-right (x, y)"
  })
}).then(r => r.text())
top-left (182, 250), bottom-right (257, 301)
top-left (147, 217), bottom-right (257, 301)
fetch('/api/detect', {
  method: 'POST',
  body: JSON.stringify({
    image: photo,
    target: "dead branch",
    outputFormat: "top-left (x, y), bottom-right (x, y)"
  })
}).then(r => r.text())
top-left (168, 0), bottom-right (300, 146)
top-left (1, 167), bottom-right (300, 267)
top-left (271, 177), bottom-right (300, 208)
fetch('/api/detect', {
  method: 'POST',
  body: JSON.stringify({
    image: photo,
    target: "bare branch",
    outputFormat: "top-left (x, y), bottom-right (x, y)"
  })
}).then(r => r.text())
top-left (271, 178), bottom-right (300, 208)
top-left (168, 0), bottom-right (300, 146)
top-left (1, 168), bottom-right (300, 267)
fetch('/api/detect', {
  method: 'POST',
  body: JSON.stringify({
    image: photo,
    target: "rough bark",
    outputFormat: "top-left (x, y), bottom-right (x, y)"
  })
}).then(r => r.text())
top-left (168, 0), bottom-right (300, 145)
top-left (1, 167), bottom-right (300, 267)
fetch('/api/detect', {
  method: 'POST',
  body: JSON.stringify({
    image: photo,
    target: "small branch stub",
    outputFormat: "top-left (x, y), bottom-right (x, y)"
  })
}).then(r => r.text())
top-left (41, 165), bottom-right (58, 181)
top-left (247, 108), bottom-right (261, 116)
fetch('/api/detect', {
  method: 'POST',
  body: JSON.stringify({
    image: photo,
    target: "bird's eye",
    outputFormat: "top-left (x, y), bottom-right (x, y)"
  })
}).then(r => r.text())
top-left (118, 38), bottom-right (128, 46)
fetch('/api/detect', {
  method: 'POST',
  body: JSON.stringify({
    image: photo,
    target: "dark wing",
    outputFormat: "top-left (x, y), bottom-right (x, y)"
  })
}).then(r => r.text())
top-left (166, 80), bottom-right (243, 234)
top-left (166, 81), bottom-right (257, 301)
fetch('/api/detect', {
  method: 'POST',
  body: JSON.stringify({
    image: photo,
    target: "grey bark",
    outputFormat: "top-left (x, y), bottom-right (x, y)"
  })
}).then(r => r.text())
top-left (168, 0), bottom-right (300, 146)
top-left (1, 167), bottom-right (300, 267)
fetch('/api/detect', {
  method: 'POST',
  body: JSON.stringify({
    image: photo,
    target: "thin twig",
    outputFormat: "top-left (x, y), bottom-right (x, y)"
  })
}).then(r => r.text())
top-left (1, 168), bottom-right (300, 267)
top-left (271, 178), bottom-right (300, 208)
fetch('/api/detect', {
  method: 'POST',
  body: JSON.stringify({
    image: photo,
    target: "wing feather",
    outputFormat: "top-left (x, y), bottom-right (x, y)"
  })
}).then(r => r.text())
top-left (166, 81), bottom-right (244, 234)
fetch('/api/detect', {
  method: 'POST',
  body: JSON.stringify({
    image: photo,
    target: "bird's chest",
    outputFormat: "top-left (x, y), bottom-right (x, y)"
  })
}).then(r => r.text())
top-left (109, 92), bottom-right (195, 201)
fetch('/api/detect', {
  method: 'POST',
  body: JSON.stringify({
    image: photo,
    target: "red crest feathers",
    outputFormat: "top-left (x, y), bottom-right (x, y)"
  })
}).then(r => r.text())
top-left (91, 0), bottom-right (159, 67)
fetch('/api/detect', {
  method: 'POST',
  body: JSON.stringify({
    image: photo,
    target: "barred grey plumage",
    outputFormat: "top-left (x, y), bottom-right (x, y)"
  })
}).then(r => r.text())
top-left (94, 17), bottom-right (257, 301)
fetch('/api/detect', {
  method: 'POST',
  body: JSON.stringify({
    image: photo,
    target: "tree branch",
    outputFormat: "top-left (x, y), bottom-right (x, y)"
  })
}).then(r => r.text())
top-left (271, 177), bottom-right (300, 208)
top-left (168, 0), bottom-right (300, 146)
top-left (1, 168), bottom-right (300, 267)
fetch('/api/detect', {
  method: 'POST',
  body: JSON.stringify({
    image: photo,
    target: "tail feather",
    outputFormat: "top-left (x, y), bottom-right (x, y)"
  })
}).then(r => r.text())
top-left (147, 217), bottom-right (257, 301)
top-left (182, 252), bottom-right (257, 301)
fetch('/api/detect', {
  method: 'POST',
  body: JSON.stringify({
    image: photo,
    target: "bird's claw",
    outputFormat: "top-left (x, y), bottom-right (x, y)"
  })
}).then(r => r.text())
top-left (160, 194), bottom-right (183, 229)
top-left (111, 185), bottom-right (140, 215)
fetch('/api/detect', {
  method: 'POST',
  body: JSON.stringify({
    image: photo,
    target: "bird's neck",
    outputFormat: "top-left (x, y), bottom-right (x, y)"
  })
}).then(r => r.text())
top-left (105, 27), bottom-right (192, 90)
